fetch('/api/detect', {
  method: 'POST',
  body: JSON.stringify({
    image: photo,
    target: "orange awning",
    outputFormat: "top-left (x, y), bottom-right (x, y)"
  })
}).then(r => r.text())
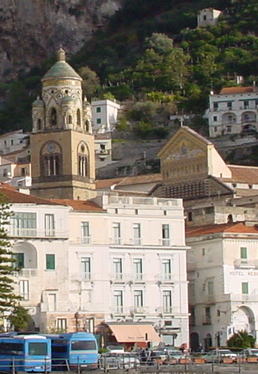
top-left (109, 324), bottom-right (160, 343)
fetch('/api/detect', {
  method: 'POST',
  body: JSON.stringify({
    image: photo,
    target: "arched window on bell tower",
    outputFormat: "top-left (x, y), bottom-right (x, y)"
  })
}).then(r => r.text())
top-left (37, 118), bottom-right (42, 131)
top-left (41, 142), bottom-right (62, 177)
top-left (49, 108), bottom-right (57, 127)
top-left (78, 143), bottom-right (88, 177)
top-left (77, 109), bottom-right (81, 127)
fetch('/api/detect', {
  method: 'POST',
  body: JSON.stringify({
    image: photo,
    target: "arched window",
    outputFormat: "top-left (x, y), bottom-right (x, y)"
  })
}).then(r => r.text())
top-left (50, 108), bottom-right (57, 127)
top-left (41, 142), bottom-right (62, 177)
top-left (37, 119), bottom-right (42, 130)
top-left (68, 115), bottom-right (72, 124)
top-left (78, 144), bottom-right (88, 177)
top-left (85, 120), bottom-right (89, 132)
top-left (77, 109), bottom-right (81, 126)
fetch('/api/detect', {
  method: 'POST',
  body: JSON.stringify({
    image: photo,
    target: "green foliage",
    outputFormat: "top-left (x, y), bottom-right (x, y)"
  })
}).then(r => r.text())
top-left (0, 195), bottom-right (21, 317)
top-left (8, 305), bottom-right (34, 332)
top-left (227, 330), bottom-right (255, 349)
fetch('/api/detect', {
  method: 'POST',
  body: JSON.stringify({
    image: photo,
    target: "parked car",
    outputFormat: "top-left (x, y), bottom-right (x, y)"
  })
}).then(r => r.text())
top-left (202, 349), bottom-right (237, 363)
top-left (164, 349), bottom-right (185, 363)
top-left (242, 348), bottom-right (258, 357)
top-left (106, 344), bottom-right (125, 353)
top-left (100, 352), bottom-right (140, 369)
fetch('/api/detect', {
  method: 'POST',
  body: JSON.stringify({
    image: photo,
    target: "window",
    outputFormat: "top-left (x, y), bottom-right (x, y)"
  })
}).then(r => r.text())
top-left (227, 102), bottom-right (232, 109)
top-left (112, 222), bottom-right (121, 244)
top-left (19, 280), bottom-right (29, 300)
top-left (207, 280), bottom-right (214, 296)
top-left (45, 214), bottom-right (55, 237)
top-left (240, 247), bottom-right (247, 262)
top-left (162, 259), bottom-right (171, 280)
top-left (213, 102), bottom-right (218, 111)
top-left (242, 282), bottom-right (248, 294)
top-left (48, 293), bottom-right (56, 312)
top-left (134, 290), bottom-right (143, 310)
top-left (213, 116), bottom-right (217, 122)
top-left (163, 290), bottom-right (172, 313)
top-left (56, 318), bottom-right (67, 332)
top-left (204, 307), bottom-right (211, 324)
top-left (113, 258), bottom-right (123, 280)
top-left (113, 290), bottom-right (123, 313)
top-left (96, 118), bottom-right (101, 124)
top-left (49, 108), bottom-right (57, 127)
top-left (11, 212), bottom-right (36, 237)
top-left (46, 254), bottom-right (55, 270)
top-left (81, 257), bottom-right (91, 280)
top-left (81, 221), bottom-right (90, 244)
top-left (41, 142), bottom-right (62, 177)
top-left (21, 168), bottom-right (26, 176)
top-left (14, 253), bottom-right (24, 269)
top-left (96, 107), bottom-right (101, 113)
top-left (77, 109), bottom-right (81, 126)
top-left (78, 144), bottom-right (88, 177)
top-left (133, 258), bottom-right (143, 281)
top-left (3, 169), bottom-right (7, 177)
top-left (244, 100), bottom-right (249, 109)
top-left (133, 223), bottom-right (141, 245)
top-left (162, 224), bottom-right (170, 245)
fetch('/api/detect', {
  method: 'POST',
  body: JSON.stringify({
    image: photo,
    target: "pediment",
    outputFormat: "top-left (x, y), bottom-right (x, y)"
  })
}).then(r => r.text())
top-left (159, 127), bottom-right (210, 162)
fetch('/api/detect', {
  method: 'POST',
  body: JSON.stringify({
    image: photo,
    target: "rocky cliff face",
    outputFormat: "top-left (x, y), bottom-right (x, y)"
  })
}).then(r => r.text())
top-left (0, 0), bottom-right (122, 80)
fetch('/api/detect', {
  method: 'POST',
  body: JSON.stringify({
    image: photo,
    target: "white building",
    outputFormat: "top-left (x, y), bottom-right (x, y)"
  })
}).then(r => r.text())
top-left (91, 99), bottom-right (120, 133)
top-left (206, 86), bottom-right (258, 137)
top-left (3, 185), bottom-right (189, 347)
top-left (187, 222), bottom-right (258, 351)
top-left (197, 8), bottom-right (222, 28)
top-left (0, 130), bottom-right (30, 155)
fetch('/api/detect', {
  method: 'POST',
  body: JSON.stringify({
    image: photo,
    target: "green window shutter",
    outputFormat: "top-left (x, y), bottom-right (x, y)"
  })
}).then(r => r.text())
top-left (242, 282), bottom-right (248, 294)
top-left (240, 247), bottom-right (247, 260)
top-left (46, 254), bottom-right (55, 270)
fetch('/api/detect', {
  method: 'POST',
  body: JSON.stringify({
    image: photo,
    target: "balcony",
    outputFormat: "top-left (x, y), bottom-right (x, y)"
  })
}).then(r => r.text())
top-left (230, 293), bottom-right (258, 302)
top-left (234, 259), bottom-right (257, 269)
top-left (111, 273), bottom-right (126, 283)
top-left (8, 227), bottom-right (68, 239)
top-left (13, 268), bottom-right (38, 277)
top-left (202, 317), bottom-right (211, 325)
top-left (155, 274), bottom-right (174, 283)
top-left (81, 236), bottom-right (91, 244)
top-left (111, 306), bottom-right (125, 315)
top-left (130, 306), bottom-right (147, 316)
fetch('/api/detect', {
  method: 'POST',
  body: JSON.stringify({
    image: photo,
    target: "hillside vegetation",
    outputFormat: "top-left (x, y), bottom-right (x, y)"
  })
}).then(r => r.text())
top-left (1, 0), bottom-right (258, 137)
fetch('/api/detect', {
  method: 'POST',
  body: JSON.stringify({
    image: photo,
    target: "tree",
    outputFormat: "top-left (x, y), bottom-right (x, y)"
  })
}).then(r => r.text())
top-left (0, 195), bottom-right (22, 326)
top-left (78, 66), bottom-right (101, 99)
top-left (227, 330), bottom-right (255, 349)
top-left (8, 305), bottom-right (34, 332)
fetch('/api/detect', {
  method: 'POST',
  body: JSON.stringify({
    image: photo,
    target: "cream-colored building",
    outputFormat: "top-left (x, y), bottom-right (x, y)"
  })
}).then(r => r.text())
top-left (197, 8), bottom-right (222, 28)
top-left (3, 184), bottom-right (189, 347)
top-left (187, 222), bottom-right (258, 350)
top-left (206, 86), bottom-right (258, 137)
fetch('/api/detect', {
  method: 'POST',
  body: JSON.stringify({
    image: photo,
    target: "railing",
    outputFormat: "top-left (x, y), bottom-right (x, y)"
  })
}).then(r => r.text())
top-left (107, 195), bottom-right (181, 208)
top-left (8, 227), bottom-right (68, 239)
top-left (13, 268), bottom-right (38, 277)
top-left (234, 258), bottom-right (257, 268)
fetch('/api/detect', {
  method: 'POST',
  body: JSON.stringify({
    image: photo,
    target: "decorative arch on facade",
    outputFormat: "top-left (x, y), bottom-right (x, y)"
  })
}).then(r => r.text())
top-left (241, 111), bottom-right (256, 123)
top-left (40, 141), bottom-right (62, 177)
top-left (13, 242), bottom-right (38, 269)
top-left (232, 306), bottom-right (255, 336)
top-left (77, 142), bottom-right (89, 177)
top-left (221, 112), bottom-right (236, 125)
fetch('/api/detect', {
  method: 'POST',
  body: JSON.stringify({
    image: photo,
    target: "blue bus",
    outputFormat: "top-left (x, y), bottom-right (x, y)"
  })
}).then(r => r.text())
top-left (47, 332), bottom-right (98, 370)
top-left (0, 334), bottom-right (51, 372)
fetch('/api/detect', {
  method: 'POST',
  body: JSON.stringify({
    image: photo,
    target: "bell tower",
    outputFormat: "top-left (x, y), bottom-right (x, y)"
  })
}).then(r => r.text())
top-left (30, 48), bottom-right (96, 200)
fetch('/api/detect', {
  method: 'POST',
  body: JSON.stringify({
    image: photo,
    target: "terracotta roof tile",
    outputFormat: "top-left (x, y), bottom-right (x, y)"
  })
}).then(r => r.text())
top-left (96, 177), bottom-right (124, 189)
top-left (0, 186), bottom-right (61, 205)
top-left (219, 86), bottom-right (256, 94)
top-left (51, 199), bottom-right (104, 212)
top-left (186, 222), bottom-right (258, 237)
top-left (224, 165), bottom-right (258, 184)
